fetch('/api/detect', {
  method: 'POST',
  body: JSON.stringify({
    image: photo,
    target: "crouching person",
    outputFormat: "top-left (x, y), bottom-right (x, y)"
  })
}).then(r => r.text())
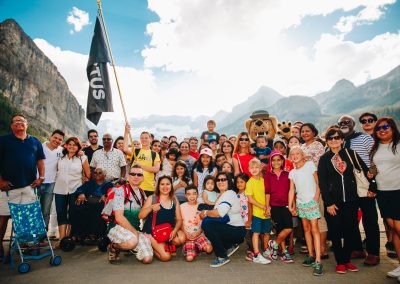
top-left (102, 165), bottom-right (153, 264)
top-left (181, 184), bottom-right (213, 262)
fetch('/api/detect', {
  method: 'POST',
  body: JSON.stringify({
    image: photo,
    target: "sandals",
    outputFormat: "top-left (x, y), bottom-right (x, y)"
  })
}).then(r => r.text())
top-left (108, 243), bottom-right (121, 264)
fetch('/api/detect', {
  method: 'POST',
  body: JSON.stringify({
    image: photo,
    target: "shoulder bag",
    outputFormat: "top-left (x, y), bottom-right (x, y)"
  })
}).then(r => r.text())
top-left (151, 195), bottom-right (173, 243)
top-left (345, 149), bottom-right (370, 197)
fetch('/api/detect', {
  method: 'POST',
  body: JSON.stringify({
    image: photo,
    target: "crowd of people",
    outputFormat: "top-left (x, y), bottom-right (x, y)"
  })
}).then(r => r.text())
top-left (0, 112), bottom-right (399, 279)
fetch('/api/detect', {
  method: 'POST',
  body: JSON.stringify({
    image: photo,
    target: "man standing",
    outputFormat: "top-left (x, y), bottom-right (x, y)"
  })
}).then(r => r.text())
top-left (84, 129), bottom-right (103, 164)
top-left (40, 129), bottom-right (65, 229)
top-left (189, 136), bottom-right (199, 160)
top-left (338, 115), bottom-right (380, 266)
top-left (91, 134), bottom-right (126, 182)
top-left (359, 112), bottom-right (378, 136)
top-left (0, 115), bottom-right (45, 259)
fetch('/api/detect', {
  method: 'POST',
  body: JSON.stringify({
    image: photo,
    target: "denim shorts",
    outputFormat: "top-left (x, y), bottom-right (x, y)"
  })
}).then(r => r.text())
top-left (250, 216), bottom-right (271, 233)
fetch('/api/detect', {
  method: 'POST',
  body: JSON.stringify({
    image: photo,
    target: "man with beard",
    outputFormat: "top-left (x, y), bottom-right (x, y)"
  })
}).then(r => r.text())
top-left (338, 115), bottom-right (380, 266)
top-left (84, 129), bottom-right (103, 164)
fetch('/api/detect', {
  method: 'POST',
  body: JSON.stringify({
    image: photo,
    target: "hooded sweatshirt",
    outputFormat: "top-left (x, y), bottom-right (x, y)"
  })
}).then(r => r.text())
top-left (264, 150), bottom-right (290, 207)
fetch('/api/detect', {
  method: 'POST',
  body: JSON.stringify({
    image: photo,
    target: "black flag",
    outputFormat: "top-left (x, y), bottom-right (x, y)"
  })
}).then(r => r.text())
top-left (86, 16), bottom-right (113, 125)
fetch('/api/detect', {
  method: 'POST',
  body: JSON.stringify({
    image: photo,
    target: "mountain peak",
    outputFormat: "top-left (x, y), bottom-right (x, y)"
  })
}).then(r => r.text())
top-left (330, 79), bottom-right (355, 92)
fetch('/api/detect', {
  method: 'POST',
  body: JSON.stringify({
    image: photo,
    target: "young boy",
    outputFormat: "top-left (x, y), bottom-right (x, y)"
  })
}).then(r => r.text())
top-left (200, 120), bottom-right (220, 145)
top-left (245, 158), bottom-right (271, 264)
top-left (215, 153), bottom-right (227, 171)
top-left (254, 136), bottom-right (272, 165)
top-left (265, 150), bottom-right (294, 263)
top-left (180, 184), bottom-right (213, 262)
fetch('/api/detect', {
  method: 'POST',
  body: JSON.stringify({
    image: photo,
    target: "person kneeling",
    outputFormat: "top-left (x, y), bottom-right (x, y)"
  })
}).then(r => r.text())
top-left (181, 184), bottom-right (213, 262)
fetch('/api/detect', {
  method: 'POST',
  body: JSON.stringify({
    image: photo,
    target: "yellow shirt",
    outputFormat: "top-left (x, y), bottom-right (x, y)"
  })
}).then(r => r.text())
top-left (133, 149), bottom-right (160, 191)
top-left (245, 177), bottom-right (268, 219)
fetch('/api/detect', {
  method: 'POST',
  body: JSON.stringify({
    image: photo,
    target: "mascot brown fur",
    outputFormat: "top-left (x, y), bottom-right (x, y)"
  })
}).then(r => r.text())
top-left (245, 110), bottom-right (278, 147)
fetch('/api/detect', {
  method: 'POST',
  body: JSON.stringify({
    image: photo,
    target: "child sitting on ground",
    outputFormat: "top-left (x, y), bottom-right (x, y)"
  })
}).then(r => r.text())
top-left (180, 184), bottom-right (213, 262)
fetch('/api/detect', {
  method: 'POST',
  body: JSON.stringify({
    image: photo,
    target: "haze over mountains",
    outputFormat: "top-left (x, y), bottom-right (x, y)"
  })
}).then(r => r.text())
top-left (0, 19), bottom-right (399, 140)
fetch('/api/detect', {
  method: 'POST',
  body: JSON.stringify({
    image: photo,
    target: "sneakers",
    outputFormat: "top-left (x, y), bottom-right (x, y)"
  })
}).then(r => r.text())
top-left (210, 257), bottom-right (230, 268)
top-left (227, 244), bottom-right (240, 257)
top-left (387, 266), bottom-right (400, 278)
top-left (253, 253), bottom-right (271, 264)
top-left (345, 262), bottom-right (359, 272)
top-left (336, 264), bottom-right (346, 274)
top-left (302, 255), bottom-right (316, 267)
top-left (262, 248), bottom-right (271, 259)
top-left (280, 250), bottom-right (294, 263)
top-left (268, 240), bottom-right (278, 260)
top-left (313, 262), bottom-right (323, 276)
top-left (363, 254), bottom-right (380, 266)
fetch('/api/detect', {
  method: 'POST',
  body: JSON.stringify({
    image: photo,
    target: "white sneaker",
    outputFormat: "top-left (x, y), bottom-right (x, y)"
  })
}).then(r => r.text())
top-left (388, 266), bottom-right (400, 278)
top-left (253, 253), bottom-right (271, 265)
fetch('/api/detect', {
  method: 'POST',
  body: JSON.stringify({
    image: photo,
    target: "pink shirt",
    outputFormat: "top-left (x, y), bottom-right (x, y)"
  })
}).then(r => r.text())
top-left (180, 203), bottom-right (202, 240)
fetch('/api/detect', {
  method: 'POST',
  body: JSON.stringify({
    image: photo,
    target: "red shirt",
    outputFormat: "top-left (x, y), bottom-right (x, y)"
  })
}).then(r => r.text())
top-left (264, 170), bottom-right (290, 207)
top-left (233, 152), bottom-right (255, 177)
top-left (189, 150), bottom-right (199, 160)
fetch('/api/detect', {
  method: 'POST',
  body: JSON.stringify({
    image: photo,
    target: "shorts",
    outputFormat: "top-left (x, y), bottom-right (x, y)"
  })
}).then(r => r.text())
top-left (182, 234), bottom-right (211, 258)
top-left (271, 206), bottom-right (293, 232)
top-left (108, 225), bottom-right (153, 261)
top-left (296, 199), bottom-right (320, 220)
top-left (377, 190), bottom-right (400, 220)
top-left (251, 216), bottom-right (271, 234)
top-left (0, 186), bottom-right (36, 216)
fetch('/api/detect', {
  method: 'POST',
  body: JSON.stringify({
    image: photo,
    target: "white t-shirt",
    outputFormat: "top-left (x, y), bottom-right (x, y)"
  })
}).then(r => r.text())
top-left (373, 142), bottom-right (400, 191)
top-left (42, 142), bottom-right (63, 183)
top-left (289, 161), bottom-right (317, 203)
top-left (54, 155), bottom-right (87, 195)
top-left (214, 190), bottom-right (244, 227)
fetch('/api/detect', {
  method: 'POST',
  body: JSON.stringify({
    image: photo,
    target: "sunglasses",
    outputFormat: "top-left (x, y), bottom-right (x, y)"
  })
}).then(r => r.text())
top-left (161, 140), bottom-right (169, 143)
top-left (239, 138), bottom-right (250, 141)
top-left (216, 178), bottom-right (228, 182)
top-left (360, 118), bottom-right (376, 124)
top-left (338, 120), bottom-right (352, 127)
top-left (326, 136), bottom-right (341, 141)
top-left (376, 124), bottom-right (391, 131)
top-left (103, 138), bottom-right (113, 141)
top-left (129, 173), bottom-right (144, 177)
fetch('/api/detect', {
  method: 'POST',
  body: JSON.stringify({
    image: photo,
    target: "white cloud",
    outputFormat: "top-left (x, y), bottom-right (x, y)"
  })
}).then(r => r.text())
top-left (334, 0), bottom-right (395, 34)
top-left (67, 7), bottom-right (90, 34)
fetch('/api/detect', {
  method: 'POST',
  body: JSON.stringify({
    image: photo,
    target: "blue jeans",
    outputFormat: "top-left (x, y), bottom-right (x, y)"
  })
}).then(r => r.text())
top-left (38, 183), bottom-right (55, 229)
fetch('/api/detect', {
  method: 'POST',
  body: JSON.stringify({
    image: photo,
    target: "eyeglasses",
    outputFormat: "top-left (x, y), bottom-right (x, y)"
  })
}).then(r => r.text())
top-left (239, 138), bottom-right (250, 141)
top-left (338, 120), bottom-right (352, 127)
top-left (326, 136), bottom-right (341, 141)
top-left (376, 124), bottom-right (391, 131)
top-left (360, 118), bottom-right (376, 124)
top-left (216, 178), bottom-right (228, 182)
top-left (103, 138), bottom-right (113, 141)
top-left (161, 140), bottom-right (169, 143)
top-left (129, 173), bottom-right (144, 177)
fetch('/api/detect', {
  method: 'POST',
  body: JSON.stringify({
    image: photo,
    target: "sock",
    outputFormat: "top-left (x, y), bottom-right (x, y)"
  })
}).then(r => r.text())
top-left (273, 241), bottom-right (279, 249)
top-left (254, 252), bottom-right (260, 256)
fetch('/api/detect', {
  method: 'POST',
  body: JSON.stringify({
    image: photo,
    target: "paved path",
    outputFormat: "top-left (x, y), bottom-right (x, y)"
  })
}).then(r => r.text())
top-left (0, 232), bottom-right (398, 284)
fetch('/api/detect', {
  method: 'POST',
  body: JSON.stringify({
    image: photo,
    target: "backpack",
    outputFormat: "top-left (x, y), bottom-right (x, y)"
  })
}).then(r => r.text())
top-left (131, 148), bottom-right (157, 167)
top-left (101, 183), bottom-right (146, 223)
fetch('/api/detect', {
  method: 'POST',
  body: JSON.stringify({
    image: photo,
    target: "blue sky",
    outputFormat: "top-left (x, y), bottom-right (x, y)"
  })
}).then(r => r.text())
top-left (1, 0), bottom-right (400, 118)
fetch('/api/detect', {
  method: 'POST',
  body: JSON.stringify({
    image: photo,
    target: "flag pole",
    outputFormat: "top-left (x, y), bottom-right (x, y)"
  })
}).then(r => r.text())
top-left (96, 0), bottom-right (128, 124)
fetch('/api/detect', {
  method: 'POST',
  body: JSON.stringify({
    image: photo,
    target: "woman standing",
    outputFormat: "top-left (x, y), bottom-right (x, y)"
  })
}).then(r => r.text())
top-left (178, 141), bottom-right (196, 174)
top-left (139, 176), bottom-right (186, 261)
top-left (370, 118), bottom-right (400, 279)
top-left (232, 132), bottom-right (255, 177)
top-left (318, 127), bottom-right (367, 274)
top-left (201, 171), bottom-right (246, 267)
top-left (53, 137), bottom-right (90, 247)
top-left (221, 140), bottom-right (234, 165)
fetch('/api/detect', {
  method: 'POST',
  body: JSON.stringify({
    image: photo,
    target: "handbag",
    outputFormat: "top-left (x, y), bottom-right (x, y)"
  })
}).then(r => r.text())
top-left (345, 149), bottom-right (370, 197)
top-left (151, 196), bottom-right (173, 243)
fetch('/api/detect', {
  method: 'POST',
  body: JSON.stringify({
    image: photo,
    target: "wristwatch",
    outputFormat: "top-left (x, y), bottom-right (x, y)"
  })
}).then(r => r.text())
top-left (39, 177), bottom-right (45, 180)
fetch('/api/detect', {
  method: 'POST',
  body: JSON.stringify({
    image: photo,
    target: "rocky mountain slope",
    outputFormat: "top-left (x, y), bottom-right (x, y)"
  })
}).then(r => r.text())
top-left (0, 19), bottom-right (87, 139)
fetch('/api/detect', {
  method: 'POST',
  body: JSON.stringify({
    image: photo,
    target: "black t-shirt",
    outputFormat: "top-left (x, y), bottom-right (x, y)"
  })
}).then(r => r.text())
top-left (200, 131), bottom-right (220, 143)
top-left (84, 145), bottom-right (103, 163)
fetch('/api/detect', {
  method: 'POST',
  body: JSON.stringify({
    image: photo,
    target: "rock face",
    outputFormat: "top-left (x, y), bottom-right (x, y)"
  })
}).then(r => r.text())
top-left (0, 19), bottom-right (87, 139)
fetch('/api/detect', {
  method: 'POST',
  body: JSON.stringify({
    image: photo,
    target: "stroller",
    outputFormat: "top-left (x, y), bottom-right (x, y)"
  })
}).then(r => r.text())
top-left (4, 191), bottom-right (62, 273)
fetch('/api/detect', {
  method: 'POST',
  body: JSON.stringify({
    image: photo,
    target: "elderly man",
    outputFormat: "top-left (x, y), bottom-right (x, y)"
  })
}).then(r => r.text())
top-left (0, 114), bottom-right (45, 259)
top-left (90, 133), bottom-right (126, 182)
top-left (102, 165), bottom-right (152, 264)
top-left (338, 115), bottom-right (380, 266)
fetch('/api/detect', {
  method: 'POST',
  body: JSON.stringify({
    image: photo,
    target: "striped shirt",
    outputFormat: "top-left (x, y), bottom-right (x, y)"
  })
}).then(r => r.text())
top-left (345, 132), bottom-right (373, 167)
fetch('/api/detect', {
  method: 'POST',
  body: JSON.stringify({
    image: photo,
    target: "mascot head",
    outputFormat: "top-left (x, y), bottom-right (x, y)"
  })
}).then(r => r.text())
top-left (245, 110), bottom-right (278, 142)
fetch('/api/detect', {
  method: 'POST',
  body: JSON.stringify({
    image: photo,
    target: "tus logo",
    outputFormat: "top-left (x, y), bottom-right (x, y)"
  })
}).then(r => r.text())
top-left (89, 63), bottom-right (106, 100)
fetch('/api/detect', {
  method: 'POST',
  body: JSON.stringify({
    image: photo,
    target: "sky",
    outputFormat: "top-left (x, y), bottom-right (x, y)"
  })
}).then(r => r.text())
top-left (1, 0), bottom-right (400, 121)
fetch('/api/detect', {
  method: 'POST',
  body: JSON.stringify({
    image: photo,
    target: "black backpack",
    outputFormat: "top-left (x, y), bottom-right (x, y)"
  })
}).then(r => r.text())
top-left (131, 148), bottom-right (157, 167)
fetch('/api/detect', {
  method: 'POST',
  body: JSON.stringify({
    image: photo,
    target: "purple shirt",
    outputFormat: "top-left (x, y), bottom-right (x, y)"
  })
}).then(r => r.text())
top-left (264, 170), bottom-right (290, 207)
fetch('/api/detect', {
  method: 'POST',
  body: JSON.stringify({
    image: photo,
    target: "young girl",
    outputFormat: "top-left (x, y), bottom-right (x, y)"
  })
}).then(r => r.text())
top-left (172, 161), bottom-right (192, 204)
top-left (200, 175), bottom-right (219, 210)
top-left (288, 146), bottom-right (323, 276)
top-left (159, 148), bottom-right (179, 177)
top-left (221, 161), bottom-right (234, 174)
top-left (193, 148), bottom-right (217, 203)
top-left (235, 173), bottom-right (253, 260)
top-left (287, 136), bottom-right (301, 157)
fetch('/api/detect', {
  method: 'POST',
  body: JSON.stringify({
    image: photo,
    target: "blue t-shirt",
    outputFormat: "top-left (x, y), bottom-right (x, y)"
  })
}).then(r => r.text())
top-left (0, 133), bottom-right (45, 189)
top-left (254, 147), bottom-right (271, 164)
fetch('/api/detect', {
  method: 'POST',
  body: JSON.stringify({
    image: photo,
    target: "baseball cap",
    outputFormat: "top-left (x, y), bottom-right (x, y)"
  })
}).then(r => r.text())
top-left (200, 148), bottom-right (213, 157)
